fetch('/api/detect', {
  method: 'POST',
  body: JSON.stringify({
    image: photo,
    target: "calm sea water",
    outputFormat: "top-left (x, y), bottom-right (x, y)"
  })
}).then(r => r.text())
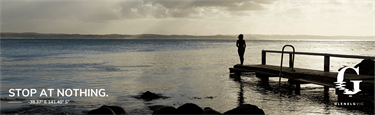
top-left (0, 38), bottom-right (374, 114)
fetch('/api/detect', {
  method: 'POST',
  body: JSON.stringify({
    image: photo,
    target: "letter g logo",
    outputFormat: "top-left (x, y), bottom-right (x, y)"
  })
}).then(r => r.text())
top-left (334, 67), bottom-right (362, 97)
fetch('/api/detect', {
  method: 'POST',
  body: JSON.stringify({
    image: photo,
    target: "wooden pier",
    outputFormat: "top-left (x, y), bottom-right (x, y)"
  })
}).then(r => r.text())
top-left (229, 50), bottom-right (374, 105)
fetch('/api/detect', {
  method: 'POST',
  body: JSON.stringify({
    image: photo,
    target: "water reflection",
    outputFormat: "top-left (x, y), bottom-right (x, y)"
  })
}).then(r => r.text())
top-left (229, 72), bottom-right (245, 106)
top-left (237, 79), bottom-right (245, 106)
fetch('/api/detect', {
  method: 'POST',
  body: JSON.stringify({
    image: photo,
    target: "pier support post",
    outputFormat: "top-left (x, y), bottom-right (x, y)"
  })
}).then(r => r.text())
top-left (289, 53), bottom-right (293, 68)
top-left (324, 86), bottom-right (329, 94)
top-left (262, 51), bottom-right (266, 65)
top-left (256, 73), bottom-right (269, 85)
top-left (324, 55), bottom-right (330, 72)
top-left (295, 83), bottom-right (300, 95)
top-left (235, 71), bottom-right (241, 80)
top-left (262, 77), bottom-right (269, 85)
top-left (324, 86), bottom-right (329, 101)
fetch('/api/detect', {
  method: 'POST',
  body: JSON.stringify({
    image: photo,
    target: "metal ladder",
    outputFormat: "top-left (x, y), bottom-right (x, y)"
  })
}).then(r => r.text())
top-left (279, 45), bottom-right (295, 95)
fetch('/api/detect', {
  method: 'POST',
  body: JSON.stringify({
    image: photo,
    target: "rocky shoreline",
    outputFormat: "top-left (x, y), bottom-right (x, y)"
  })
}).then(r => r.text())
top-left (87, 91), bottom-right (265, 115)
top-left (88, 103), bottom-right (265, 115)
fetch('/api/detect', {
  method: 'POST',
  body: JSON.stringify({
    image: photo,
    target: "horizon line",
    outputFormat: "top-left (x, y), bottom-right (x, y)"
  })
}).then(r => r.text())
top-left (1, 32), bottom-right (374, 37)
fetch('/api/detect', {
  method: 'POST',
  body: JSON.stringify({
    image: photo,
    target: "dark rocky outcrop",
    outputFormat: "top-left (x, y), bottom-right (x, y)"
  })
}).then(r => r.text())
top-left (355, 59), bottom-right (374, 76)
top-left (203, 107), bottom-right (222, 114)
top-left (106, 106), bottom-right (127, 115)
top-left (339, 59), bottom-right (374, 76)
top-left (176, 103), bottom-right (204, 114)
top-left (223, 104), bottom-right (265, 115)
top-left (148, 105), bottom-right (167, 111)
top-left (137, 91), bottom-right (166, 101)
top-left (151, 103), bottom-right (211, 115)
top-left (150, 103), bottom-right (264, 115)
top-left (87, 105), bottom-right (128, 115)
top-left (141, 91), bottom-right (163, 100)
top-left (87, 106), bottom-right (114, 115)
top-left (152, 106), bottom-right (177, 114)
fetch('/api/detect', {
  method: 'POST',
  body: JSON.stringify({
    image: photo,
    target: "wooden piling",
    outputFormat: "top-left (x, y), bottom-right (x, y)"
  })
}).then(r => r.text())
top-left (295, 83), bottom-right (301, 95)
top-left (324, 55), bottom-right (330, 72)
top-left (256, 72), bottom-right (269, 85)
top-left (262, 51), bottom-right (266, 65)
top-left (324, 86), bottom-right (329, 94)
top-left (289, 53), bottom-right (293, 68)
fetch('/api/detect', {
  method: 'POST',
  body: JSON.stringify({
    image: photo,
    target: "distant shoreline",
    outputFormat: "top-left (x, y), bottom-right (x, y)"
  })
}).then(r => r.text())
top-left (1, 32), bottom-right (374, 41)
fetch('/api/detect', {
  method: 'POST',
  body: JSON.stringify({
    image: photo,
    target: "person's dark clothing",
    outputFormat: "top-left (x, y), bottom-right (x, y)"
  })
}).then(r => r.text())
top-left (236, 40), bottom-right (246, 65)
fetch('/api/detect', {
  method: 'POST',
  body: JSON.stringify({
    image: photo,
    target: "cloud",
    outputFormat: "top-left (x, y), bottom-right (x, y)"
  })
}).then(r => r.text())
top-left (118, 0), bottom-right (274, 18)
top-left (252, 0), bottom-right (374, 36)
top-left (1, 0), bottom-right (275, 25)
top-left (226, 1), bottom-right (267, 11)
top-left (1, 1), bottom-right (123, 23)
top-left (328, 0), bottom-right (343, 5)
top-left (1, 0), bottom-right (373, 36)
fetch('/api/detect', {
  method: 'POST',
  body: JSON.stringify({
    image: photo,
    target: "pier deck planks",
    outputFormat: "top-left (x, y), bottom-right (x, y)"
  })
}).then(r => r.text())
top-left (230, 64), bottom-right (374, 90)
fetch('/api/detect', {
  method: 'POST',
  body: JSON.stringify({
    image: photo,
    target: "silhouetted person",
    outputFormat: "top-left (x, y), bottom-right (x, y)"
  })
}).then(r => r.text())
top-left (236, 34), bottom-right (246, 65)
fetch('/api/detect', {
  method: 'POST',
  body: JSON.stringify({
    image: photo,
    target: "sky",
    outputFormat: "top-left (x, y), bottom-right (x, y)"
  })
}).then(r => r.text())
top-left (1, 0), bottom-right (374, 36)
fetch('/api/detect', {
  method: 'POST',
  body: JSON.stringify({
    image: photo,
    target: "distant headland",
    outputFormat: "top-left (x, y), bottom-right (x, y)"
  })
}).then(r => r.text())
top-left (1, 32), bottom-right (234, 39)
top-left (1, 32), bottom-right (373, 41)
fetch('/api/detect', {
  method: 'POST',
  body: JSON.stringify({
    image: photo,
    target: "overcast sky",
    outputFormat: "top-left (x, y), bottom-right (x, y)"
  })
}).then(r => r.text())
top-left (1, 0), bottom-right (374, 36)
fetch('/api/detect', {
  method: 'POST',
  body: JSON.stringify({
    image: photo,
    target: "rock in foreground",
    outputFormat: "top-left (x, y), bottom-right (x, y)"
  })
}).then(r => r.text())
top-left (87, 105), bottom-right (128, 115)
top-left (152, 106), bottom-right (177, 114)
top-left (153, 103), bottom-right (206, 114)
top-left (176, 103), bottom-right (204, 114)
top-left (139, 91), bottom-right (166, 101)
top-left (152, 103), bottom-right (264, 115)
top-left (355, 59), bottom-right (374, 76)
top-left (203, 107), bottom-right (222, 114)
top-left (339, 59), bottom-right (374, 76)
top-left (223, 104), bottom-right (265, 114)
